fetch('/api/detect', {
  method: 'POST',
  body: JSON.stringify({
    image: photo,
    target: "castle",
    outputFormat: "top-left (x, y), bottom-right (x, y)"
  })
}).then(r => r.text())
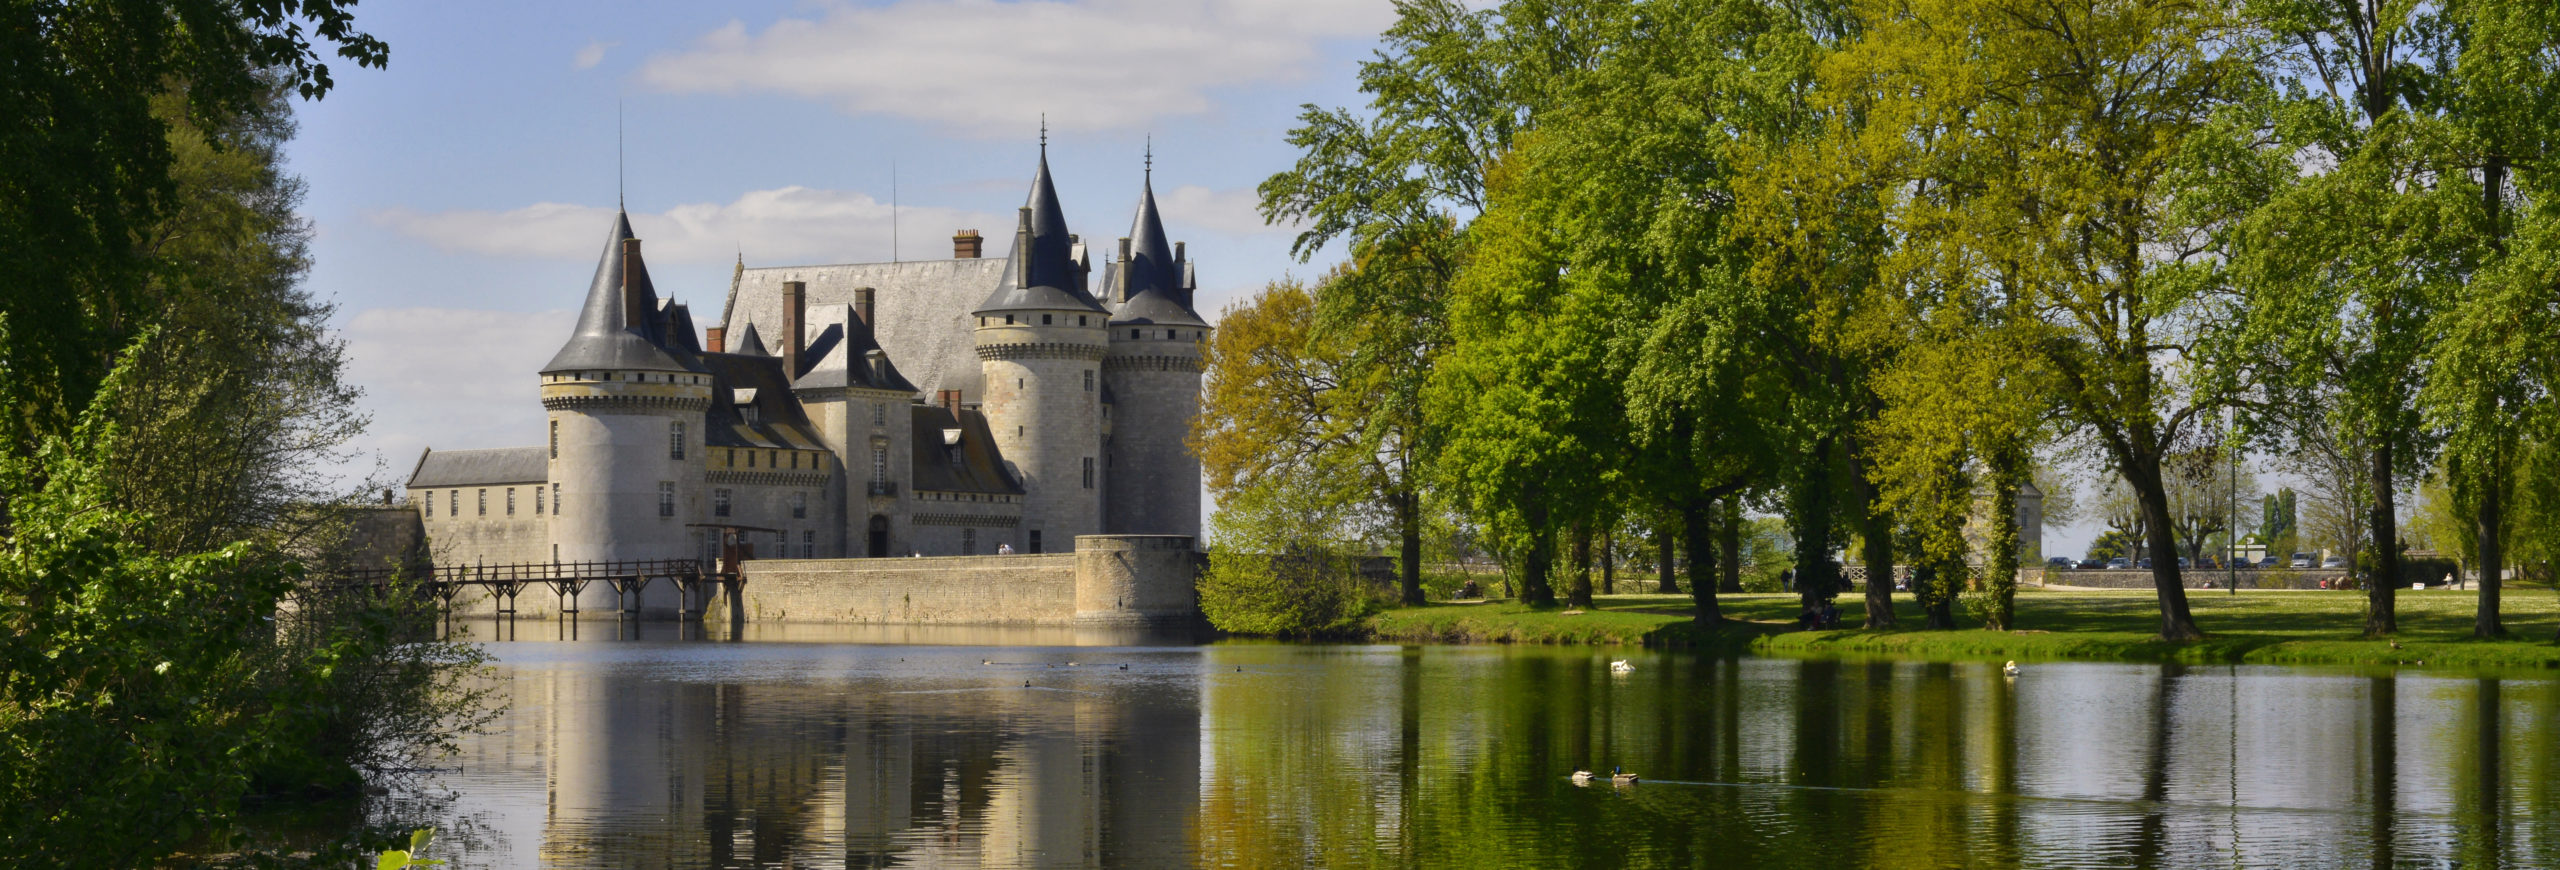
top-left (403, 145), bottom-right (1210, 573)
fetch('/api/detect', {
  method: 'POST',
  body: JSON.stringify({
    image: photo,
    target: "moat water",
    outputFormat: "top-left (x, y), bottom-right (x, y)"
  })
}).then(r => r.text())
top-left (384, 619), bottom-right (2560, 868)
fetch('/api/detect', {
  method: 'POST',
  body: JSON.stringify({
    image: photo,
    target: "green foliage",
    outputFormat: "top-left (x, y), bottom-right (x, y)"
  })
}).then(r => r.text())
top-left (1200, 474), bottom-right (1381, 637)
top-left (375, 828), bottom-right (444, 870)
top-left (2087, 531), bottom-right (2140, 564)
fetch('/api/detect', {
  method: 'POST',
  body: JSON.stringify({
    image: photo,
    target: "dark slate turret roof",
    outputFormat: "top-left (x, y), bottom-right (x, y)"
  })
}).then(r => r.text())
top-left (791, 303), bottom-right (921, 393)
top-left (731, 321), bottom-right (770, 357)
top-left (1108, 171), bottom-right (1208, 327)
top-left (542, 210), bottom-right (701, 374)
top-left (975, 147), bottom-right (1106, 316)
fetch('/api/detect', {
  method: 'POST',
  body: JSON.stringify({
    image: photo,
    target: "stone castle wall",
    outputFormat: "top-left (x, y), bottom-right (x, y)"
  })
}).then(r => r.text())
top-left (739, 534), bottom-right (1198, 627)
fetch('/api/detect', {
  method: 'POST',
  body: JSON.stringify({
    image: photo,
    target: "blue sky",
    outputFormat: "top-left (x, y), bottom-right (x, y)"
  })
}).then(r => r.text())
top-left (300, 0), bottom-right (1385, 483)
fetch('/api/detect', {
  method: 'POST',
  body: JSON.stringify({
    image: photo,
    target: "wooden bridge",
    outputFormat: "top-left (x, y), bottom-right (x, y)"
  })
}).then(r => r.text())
top-left (318, 558), bottom-right (743, 621)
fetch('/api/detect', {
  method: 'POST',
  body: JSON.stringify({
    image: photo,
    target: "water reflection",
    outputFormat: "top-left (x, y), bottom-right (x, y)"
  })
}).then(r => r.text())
top-left (420, 626), bottom-right (2560, 868)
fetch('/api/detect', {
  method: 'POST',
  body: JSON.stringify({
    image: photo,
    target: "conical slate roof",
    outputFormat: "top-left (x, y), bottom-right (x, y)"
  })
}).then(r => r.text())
top-left (976, 146), bottom-right (1106, 316)
top-left (730, 321), bottom-right (770, 356)
top-left (1110, 171), bottom-right (1207, 327)
top-left (542, 210), bottom-right (698, 374)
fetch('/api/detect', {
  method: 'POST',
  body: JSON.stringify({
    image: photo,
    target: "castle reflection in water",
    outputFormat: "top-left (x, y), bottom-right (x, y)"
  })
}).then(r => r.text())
top-left (423, 621), bottom-right (2560, 869)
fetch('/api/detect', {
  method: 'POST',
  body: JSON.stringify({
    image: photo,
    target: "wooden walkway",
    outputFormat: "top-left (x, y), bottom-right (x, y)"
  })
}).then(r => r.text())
top-left (319, 558), bottom-right (743, 620)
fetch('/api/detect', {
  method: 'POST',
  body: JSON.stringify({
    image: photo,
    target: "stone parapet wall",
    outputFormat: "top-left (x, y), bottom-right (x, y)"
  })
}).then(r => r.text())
top-left (2045, 569), bottom-right (2346, 590)
top-left (736, 534), bottom-right (1199, 626)
top-left (744, 553), bottom-right (1079, 624)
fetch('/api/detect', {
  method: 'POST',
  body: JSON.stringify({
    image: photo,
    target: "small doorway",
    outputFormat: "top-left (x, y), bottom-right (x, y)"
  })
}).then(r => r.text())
top-left (867, 515), bottom-right (890, 558)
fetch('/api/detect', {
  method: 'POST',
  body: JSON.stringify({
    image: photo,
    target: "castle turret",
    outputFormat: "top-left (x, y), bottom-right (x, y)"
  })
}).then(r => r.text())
top-left (1100, 164), bottom-right (1209, 539)
top-left (540, 211), bottom-right (713, 572)
top-left (973, 146), bottom-right (1108, 553)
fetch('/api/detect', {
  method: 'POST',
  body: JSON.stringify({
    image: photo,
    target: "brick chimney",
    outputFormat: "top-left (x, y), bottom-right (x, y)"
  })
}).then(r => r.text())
top-left (953, 229), bottom-right (983, 259)
top-left (781, 281), bottom-right (805, 378)
top-left (940, 389), bottom-right (962, 417)
top-left (854, 286), bottom-right (875, 326)
top-left (705, 327), bottom-right (725, 353)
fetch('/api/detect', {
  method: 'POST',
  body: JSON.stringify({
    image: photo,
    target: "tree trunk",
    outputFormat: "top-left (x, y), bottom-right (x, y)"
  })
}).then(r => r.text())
top-left (1855, 473), bottom-right (1896, 628)
top-left (2476, 446), bottom-right (2506, 638)
top-left (1655, 521), bottom-right (1678, 594)
top-left (1685, 499), bottom-right (1721, 625)
top-left (1601, 528), bottom-right (1616, 595)
top-left (1987, 444), bottom-right (2024, 631)
top-left (1396, 487), bottom-right (1424, 606)
top-left (2126, 458), bottom-right (2204, 640)
top-left (1567, 520), bottom-right (1595, 609)
top-left (2366, 442), bottom-right (2400, 636)
top-left (1515, 519), bottom-right (1556, 609)
top-left (1718, 497), bottom-right (1742, 593)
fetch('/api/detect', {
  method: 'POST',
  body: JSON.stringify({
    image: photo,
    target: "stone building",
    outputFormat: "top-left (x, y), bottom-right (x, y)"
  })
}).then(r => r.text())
top-left (405, 145), bottom-right (1210, 571)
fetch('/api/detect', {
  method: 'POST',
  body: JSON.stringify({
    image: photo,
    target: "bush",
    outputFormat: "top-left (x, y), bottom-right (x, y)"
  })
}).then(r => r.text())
top-left (1199, 548), bottom-right (1377, 636)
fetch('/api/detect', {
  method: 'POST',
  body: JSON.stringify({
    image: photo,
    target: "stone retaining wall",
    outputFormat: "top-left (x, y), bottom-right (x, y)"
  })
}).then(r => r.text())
top-left (744, 553), bottom-right (1079, 624)
top-left (2045, 568), bottom-right (2346, 590)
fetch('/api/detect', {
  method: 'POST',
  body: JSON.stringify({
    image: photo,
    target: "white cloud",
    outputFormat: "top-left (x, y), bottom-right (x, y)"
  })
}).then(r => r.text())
top-left (369, 187), bottom-right (1006, 265)
top-left (1161, 184), bottom-right (1294, 237)
top-left (574, 40), bottom-right (618, 70)
top-left (635, 0), bottom-right (1396, 134)
top-left (340, 307), bottom-right (577, 476)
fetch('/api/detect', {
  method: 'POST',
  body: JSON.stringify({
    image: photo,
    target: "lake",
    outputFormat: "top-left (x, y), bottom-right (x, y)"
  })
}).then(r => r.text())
top-left (391, 620), bottom-right (2560, 868)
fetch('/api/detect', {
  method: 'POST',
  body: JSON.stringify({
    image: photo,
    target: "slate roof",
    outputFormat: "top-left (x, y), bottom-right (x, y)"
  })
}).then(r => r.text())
top-left (408, 446), bottom-right (548, 488)
top-left (909, 404), bottom-right (1023, 495)
top-left (723, 259), bottom-right (1006, 399)
top-left (792, 302), bottom-right (920, 393)
top-left (975, 148), bottom-right (1107, 317)
top-left (543, 211), bottom-right (702, 374)
top-left (699, 352), bottom-right (826, 449)
top-left (731, 321), bottom-right (770, 356)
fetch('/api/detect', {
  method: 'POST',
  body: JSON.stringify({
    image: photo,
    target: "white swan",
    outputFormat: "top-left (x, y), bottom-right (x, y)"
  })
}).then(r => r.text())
top-left (1609, 660), bottom-right (1634, 674)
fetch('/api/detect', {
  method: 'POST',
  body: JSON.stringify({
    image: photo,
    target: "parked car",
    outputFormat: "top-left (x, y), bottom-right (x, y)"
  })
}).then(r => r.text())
top-left (2259, 555), bottom-right (2280, 569)
top-left (2235, 557), bottom-right (2258, 570)
top-left (2046, 557), bottom-right (2075, 569)
top-left (2177, 557), bottom-right (2191, 569)
top-left (2106, 558), bottom-right (2131, 570)
top-left (2079, 559), bottom-right (2107, 570)
top-left (2322, 555), bottom-right (2346, 569)
top-left (2290, 553), bottom-right (2313, 569)
top-left (2138, 558), bottom-right (2153, 569)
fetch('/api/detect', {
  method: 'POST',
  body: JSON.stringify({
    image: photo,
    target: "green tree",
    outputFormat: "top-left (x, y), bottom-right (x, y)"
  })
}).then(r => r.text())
top-left (1796, 0), bottom-right (2265, 640)
top-left (0, 0), bottom-right (383, 450)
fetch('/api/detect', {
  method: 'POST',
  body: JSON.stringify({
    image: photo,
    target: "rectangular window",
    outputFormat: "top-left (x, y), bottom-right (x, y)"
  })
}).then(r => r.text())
top-left (506, 487), bottom-right (516, 516)
top-left (803, 529), bottom-right (814, 558)
top-left (872, 447), bottom-right (887, 483)
top-left (1029, 530), bottom-right (1042, 554)
top-left (549, 420), bottom-right (558, 459)
top-left (449, 490), bottom-right (458, 516)
top-left (1082, 457), bottom-right (1094, 489)
top-left (714, 488), bottom-right (732, 517)
top-left (535, 485), bottom-right (544, 515)
top-left (769, 450), bottom-right (778, 468)
top-left (670, 421), bottom-right (686, 460)
top-left (552, 483), bottom-right (561, 516)
top-left (424, 493), bottom-right (433, 518)
top-left (747, 451), bottom-right (756, 468)
top-left (659, 482), bottom-right (676, 518)
top-left (726, 449), bottom-right (736, 468)
top-left (873, 402), bottom-right (886, 426)
top-left (476, 489), bottom-right (486, 516)
top-left (791, 452), bottom-right (799, 470)
top-left (1041, 314), bottom-right (1052, 325)
top-left (962, 528), bottom-right (976, 555)
top-left (1083, 370), bottom-right (1094, 392)
top-left (791, 491), bottom-right (806, 519)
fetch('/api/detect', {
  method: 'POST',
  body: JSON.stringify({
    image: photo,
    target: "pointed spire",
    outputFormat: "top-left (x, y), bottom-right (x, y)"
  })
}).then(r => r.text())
top-left (1108, 151), bottom-right (1206, 328)
top-left (975, 140), bottom-right (1105, 316)
top-left (542, 209), bottom-right (693, 373)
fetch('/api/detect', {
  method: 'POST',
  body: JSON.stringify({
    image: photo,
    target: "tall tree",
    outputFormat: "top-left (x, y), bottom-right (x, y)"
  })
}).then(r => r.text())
top-left (1260, 0), bottom-right (1610, 604)
top-left (1793, 0), bottom-right (2267, 639)
top-left (0, 0), bottom-right (382, 451)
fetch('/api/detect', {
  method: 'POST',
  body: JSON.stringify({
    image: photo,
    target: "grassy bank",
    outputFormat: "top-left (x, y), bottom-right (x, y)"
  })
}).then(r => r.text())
top-left (1360, 587), bottom-right (2560, 668)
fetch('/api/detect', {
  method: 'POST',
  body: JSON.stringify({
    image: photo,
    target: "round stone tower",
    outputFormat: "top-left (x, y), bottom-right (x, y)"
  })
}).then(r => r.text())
top-left (973, 148), bottom-right (1108, 553)
top-left (540, 212), bottom-right (711, 569)
top-left (1100, 167), bottom-right (1209, 539)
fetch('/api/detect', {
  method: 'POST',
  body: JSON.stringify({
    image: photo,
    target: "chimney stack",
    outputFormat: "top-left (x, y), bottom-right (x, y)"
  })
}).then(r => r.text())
top-left (855, 287), bottom-right (876, 326)
top-left (706, 326), bottom-right (726, 353)
top-left (1173, 240), bottom-right (1185, 265)
top-left (621, 238), bottom-right (649, 330)
top-left (940, 389), bottom-right (963, 417)
top-left (953, 229), bottom-right (983, 259)
top-left (781, 281), bottom-right (806, 378)
top-left (1014, 208), bottom-right (1034, 288)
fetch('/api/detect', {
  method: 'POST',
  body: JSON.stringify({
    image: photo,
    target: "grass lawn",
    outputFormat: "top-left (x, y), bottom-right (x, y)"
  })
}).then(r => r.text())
top-left (1360, 585), bottom-right (2560, 668)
